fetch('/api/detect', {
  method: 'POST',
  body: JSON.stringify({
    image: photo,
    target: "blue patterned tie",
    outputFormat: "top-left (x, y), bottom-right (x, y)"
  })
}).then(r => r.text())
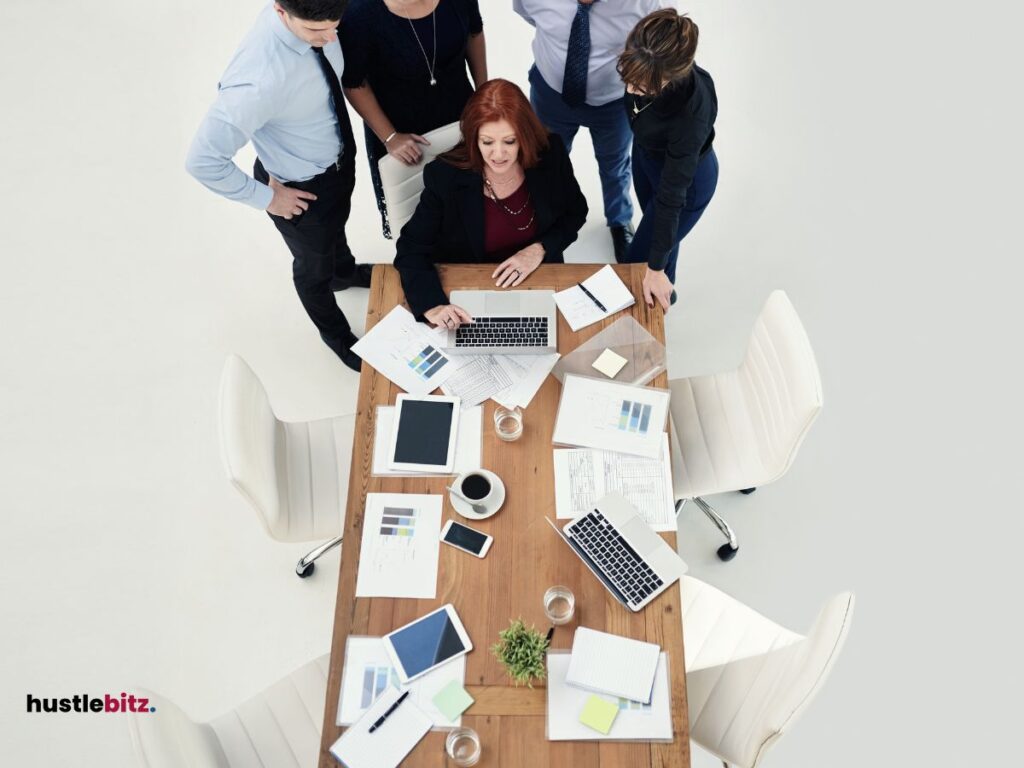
top-left (561, 1), bottom-right (593, 108)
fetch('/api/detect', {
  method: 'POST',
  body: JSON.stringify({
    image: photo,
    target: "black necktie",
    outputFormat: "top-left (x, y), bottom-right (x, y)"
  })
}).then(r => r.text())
top-left (561, 2), bottom-right (593, 108)
top-left (313, 45), bottom-right (354, 170)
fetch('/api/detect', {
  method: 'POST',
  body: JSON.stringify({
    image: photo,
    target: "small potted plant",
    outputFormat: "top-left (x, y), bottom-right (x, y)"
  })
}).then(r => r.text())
top-left (491, 618), bottom-right (549, 687)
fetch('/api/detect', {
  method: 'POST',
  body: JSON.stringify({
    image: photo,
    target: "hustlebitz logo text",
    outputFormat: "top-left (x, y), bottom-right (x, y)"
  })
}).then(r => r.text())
top-left (26, 693), bottom-right (156, 714)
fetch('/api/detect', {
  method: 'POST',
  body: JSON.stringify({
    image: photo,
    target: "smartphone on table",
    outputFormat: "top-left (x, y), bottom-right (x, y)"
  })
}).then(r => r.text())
top-left (440, 519), bottom-right (493, 558)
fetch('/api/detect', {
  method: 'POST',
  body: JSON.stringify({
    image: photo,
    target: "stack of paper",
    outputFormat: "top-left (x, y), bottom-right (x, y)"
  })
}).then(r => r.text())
top-left (553, 265), bottom-right (636, 332)
top-left (565, 627), bottom-right (661, 703)
top-left (372, 406), bottom-right (481, 477)
top-left (330, 686), bottom-right (432, 768)
top-left (441, 352), bottom-right (560, 409)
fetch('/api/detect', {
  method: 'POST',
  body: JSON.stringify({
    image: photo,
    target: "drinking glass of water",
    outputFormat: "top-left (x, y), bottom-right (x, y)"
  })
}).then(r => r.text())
top-left (445, 727), bottom-right (481, 767)
top-left (494, 405), bottom-right (523, 441)
top-left (543, 585), bottom-right (576, 626)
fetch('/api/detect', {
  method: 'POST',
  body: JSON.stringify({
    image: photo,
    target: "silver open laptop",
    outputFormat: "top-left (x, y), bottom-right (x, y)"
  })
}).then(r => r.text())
top-left (446, 290), bottom-right (556, 355)
top-left (546, 492), bottom-right (687, 612)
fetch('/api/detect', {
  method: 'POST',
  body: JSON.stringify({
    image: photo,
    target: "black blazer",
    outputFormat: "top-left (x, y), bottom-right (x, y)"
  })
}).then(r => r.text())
top-left (394, 134), bottom-right (588, 319)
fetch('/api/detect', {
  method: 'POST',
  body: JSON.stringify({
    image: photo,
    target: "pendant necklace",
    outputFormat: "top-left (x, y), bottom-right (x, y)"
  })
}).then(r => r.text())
top-left (632, 95), bottom-right (655, 116)
top-left (405, 4), bottom-right (438, 86)
top-left (485, 179), bottom-right (535, 231)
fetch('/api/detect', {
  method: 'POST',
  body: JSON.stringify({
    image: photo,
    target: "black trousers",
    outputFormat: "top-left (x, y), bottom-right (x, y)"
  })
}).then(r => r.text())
top-left (254, 151), bottom-right (357, 357)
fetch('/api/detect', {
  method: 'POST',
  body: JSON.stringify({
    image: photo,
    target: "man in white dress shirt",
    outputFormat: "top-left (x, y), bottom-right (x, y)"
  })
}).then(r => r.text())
top-left (513, 0), bottom-right (663, 260)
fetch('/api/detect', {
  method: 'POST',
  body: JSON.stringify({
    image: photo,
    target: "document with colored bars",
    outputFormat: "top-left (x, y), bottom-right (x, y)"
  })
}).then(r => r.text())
top-left (352, 306), bottom-right (459, 396)
top-left (553, 433), bottom-right (675, 531)
top-left (355, 493), bottom-right (442, 599)
top-left (552, 374), bottom-right (671, 459)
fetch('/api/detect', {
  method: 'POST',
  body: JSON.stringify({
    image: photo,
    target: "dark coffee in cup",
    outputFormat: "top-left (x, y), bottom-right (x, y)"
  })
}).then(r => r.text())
top-left (461, 473), bottom-right (492, 500)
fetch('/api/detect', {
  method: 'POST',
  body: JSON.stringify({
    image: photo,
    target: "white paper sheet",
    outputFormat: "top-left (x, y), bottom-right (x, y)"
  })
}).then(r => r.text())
top-left (546, 651), bottom-right (672, 741)
top-left (355, 494), bottom-right (442, 599)
top-left (330, 685), bottom-right (432, 768)
top-left (553, 434), bottom-right (675, 531)
top-left (440, 355), bottom-right (513, 406)
top-left (352, 306), bottom-right (456, 395)
top-left (491, 352), bottom-right (560, 409)
top-left (338, 637), bottom-right (467, 728)
top-left (552, 375), bottom-right (671, 459)
top-left (553, 265), bottom-right (636, 332)
top-left (565, 627), bottom-right (661, 703)
top-left (372, 406), bottom-right (481, 476)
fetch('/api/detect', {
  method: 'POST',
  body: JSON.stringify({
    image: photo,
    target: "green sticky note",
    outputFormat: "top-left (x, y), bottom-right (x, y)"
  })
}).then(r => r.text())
top-left (432, 680), bottom-right (474, 722)
top-left (579, 694), bottom-right (619, 735)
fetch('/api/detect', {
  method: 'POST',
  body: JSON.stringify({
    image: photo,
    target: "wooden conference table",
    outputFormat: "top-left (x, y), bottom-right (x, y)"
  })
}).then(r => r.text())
top-left (319, 264), bottom-right (690, 768)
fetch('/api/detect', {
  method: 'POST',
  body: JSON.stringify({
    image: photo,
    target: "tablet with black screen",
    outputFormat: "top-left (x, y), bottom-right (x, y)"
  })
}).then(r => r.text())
top-left (386, 394), bottom-right (461, 473)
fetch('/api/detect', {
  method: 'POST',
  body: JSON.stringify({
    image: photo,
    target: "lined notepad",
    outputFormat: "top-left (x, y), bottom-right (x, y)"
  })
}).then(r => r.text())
top-left (329, 686), bottom-right (431, 768)
top-left (565, 627), bottom-right (661, 704)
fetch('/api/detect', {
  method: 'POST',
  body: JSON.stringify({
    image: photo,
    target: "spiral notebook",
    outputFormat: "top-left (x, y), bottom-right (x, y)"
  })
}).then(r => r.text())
top-left (565, 627), bottom-right (661, 704)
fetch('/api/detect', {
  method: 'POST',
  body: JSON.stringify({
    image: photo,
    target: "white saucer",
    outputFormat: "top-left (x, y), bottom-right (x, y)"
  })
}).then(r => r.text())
top-left (449, 469), bottom-right (505, 520)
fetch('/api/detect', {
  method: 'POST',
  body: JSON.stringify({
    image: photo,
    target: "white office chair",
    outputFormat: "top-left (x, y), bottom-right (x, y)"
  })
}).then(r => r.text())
top-left (669, 291), bottom-right (823, 560)
top-left (681, 576), bottom-right (854, 768)
top-left (128, 654), bottom-right (329, 767)
top-left (377, 121), bottom-right (462, 237)
top-left (218, 354), bottom-right (355, 578)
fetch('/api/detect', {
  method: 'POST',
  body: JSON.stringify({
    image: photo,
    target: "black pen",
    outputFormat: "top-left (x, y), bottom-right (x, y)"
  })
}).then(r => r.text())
top-left (369, 690), bottom-right (409, 733)
top-left (577, 282), bottom-right (607, 313)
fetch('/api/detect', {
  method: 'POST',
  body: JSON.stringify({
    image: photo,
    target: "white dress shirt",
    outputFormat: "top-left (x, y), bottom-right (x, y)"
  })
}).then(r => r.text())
top-left (186, 3), bottom-right (345, 209)
top-left (513, 0), bottom-right (664, 107)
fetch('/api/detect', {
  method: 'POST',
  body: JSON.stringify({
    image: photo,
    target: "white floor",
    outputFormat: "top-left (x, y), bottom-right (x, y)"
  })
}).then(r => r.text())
top-left (1, 1), bottom-right (1021, 766)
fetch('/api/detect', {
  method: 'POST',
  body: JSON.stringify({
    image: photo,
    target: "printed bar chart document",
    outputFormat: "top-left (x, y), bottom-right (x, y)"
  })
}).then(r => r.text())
top-left (552, 375), bottom-right (670, 459)
top-left (338, 637), bottom-right (467, 728)
top-left (355, 494), bottom-right (442, 599)
top-left (352, 306), bottom-right (457, 396)
top-left (554, 265), bottom-right (636, 332)
top-left (553, 434), bottom-right (675, 531)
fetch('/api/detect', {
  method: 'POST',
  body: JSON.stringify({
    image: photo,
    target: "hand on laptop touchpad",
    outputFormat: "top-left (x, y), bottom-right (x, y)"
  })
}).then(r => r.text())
top-left (484, 292), bottom-right (521, 315)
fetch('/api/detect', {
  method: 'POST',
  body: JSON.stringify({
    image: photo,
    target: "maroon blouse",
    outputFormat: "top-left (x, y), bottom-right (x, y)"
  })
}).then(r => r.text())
top-left (483, 180), bottom-right (538, 261)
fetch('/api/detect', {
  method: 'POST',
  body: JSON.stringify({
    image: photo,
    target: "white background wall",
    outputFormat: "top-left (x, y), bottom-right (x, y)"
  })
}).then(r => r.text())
top-left (1, 0), bottom-right (1021, 765)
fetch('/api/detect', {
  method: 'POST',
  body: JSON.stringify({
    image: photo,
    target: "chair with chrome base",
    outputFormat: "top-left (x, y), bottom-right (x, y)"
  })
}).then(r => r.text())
top-left (128, 654), bottom-right (329, 767)
top-left (680, 576), bottom-right (854, 767)
top-left (218, 354), bottom-right (354, 578)
top-left (670, 290), bottom-right (823, 560)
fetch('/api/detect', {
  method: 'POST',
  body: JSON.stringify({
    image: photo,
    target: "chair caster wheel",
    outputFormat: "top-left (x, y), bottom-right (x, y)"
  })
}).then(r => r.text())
top-left (739, 487), bottom-right (756, 495)
top-left (296, 561), bottom-right (315, 578)
top-left (717, 543), bottom-right (739, 561)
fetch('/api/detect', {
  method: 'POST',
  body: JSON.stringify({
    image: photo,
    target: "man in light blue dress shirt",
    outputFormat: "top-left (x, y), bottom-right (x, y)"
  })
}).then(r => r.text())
top-left (513, 0), bottom-right (663, 261)
top-left (186, 1), bottom-right (370, 372)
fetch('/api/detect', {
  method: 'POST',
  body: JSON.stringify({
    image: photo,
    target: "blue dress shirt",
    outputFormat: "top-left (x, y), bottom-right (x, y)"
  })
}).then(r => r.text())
top-left (186, 3), bottom-right (345, 210)
top-left (513, 0), bottom-right (663, 107)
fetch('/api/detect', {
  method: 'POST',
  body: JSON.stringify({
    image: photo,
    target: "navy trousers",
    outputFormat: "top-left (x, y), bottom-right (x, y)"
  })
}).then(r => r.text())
top-left (620, 144), bottom-right (719, 283)
top-left (528, 66), bottom-right (634, 229)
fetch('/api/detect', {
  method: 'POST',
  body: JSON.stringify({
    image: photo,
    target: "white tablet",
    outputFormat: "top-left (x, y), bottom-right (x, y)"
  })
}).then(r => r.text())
top-left (382, 604), bottom-right (473, 683)
top-left (387, 394), bottom-right (461, 473)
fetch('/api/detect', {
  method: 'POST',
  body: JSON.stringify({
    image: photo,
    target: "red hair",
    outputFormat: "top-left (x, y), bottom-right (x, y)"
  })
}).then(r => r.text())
top-left (442, 79), bottom-right (550, 172)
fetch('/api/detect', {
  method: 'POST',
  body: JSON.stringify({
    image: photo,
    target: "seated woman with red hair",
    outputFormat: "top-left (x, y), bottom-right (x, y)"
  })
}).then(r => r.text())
top-left (395, 78), bottom-right (588, 327)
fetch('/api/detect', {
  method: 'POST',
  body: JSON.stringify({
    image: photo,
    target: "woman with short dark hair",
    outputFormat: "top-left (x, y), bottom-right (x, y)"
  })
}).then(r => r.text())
top-left (617, 10), bottom-right (719, 311)
top-left (394, 79), bottom-right (588, 328)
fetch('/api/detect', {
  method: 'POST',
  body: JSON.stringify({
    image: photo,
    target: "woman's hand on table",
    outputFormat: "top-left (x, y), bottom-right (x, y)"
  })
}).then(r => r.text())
top-left (424, 304), bottom-right (474, 330)
top-left (492, 243), bottom-right (545, 288)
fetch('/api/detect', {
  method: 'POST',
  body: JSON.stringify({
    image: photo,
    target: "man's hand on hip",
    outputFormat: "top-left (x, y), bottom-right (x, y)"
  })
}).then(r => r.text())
top-left (266, 177), bottom-right (317, 219)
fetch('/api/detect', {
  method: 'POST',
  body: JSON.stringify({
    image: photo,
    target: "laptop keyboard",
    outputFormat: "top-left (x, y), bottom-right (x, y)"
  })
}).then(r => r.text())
top-left (454, 316), bottom-right (549, 348)
top-left (568, 509), bottom-right (664, 606)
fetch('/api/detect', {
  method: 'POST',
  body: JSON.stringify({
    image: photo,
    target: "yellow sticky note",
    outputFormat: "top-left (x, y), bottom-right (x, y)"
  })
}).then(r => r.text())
top-left (579, 694), bottom-right (619, 734)
top-left (592, 348), bottom-right (628, 378)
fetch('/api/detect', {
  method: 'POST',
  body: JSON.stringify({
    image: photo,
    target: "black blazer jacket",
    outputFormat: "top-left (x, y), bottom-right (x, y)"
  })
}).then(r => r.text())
top-left (394, 134), bottom-right (588, 319)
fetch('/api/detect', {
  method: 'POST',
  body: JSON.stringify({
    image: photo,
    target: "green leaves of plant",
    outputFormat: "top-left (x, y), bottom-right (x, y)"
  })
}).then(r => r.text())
top-left (491, 618), bottom-right (548, 688)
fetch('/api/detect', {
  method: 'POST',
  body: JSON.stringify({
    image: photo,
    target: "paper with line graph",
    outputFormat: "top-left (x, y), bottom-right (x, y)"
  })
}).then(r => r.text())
top-left (553, 434), bottom-right (675, 531)
top-left (355, 493), bottom-right (442, 598)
